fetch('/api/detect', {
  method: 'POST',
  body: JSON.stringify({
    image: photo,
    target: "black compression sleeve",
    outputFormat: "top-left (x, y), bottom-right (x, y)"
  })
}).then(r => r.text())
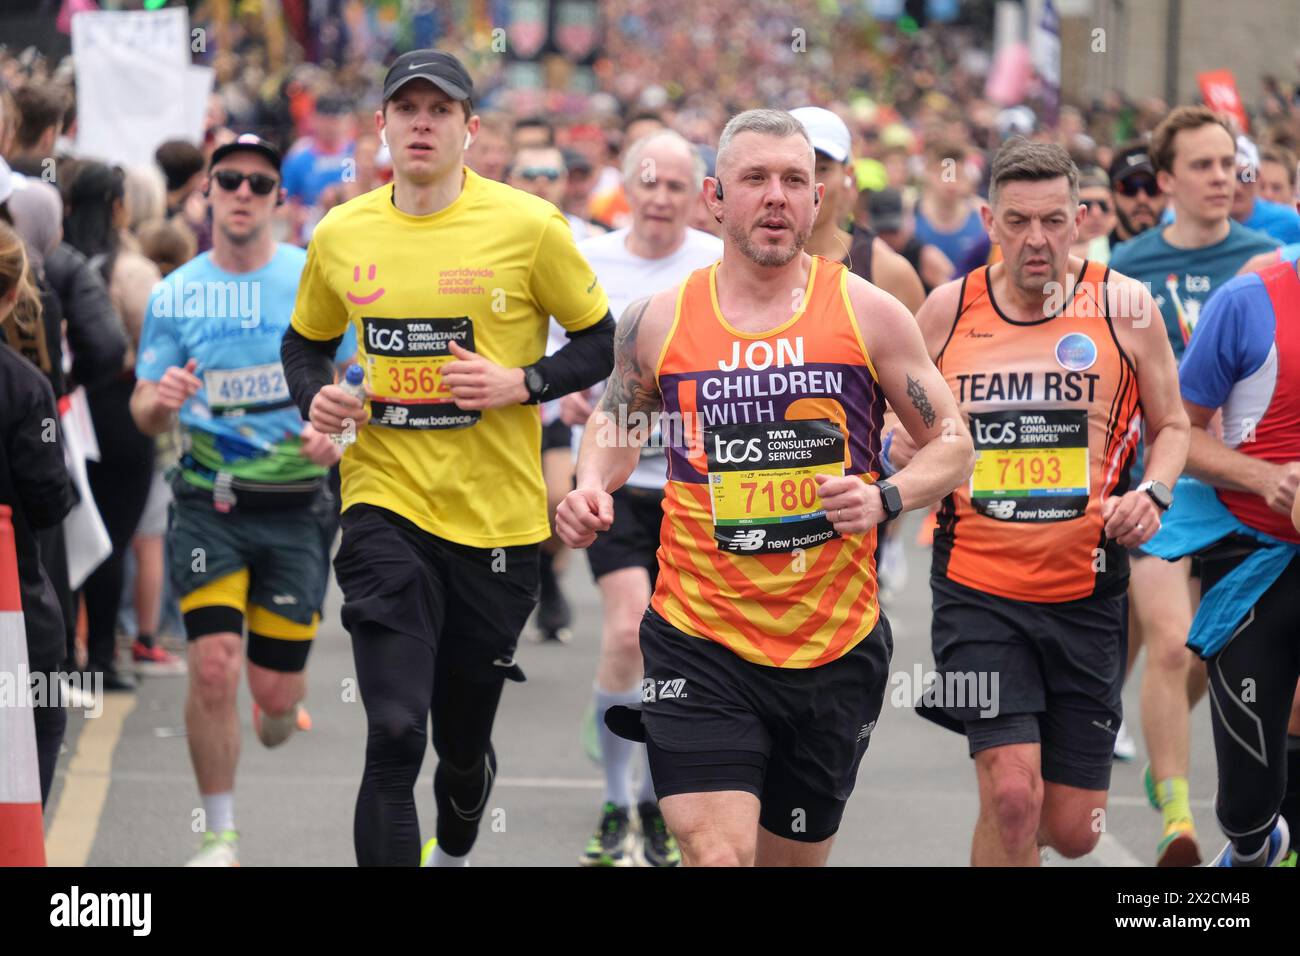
top-left (528, 311), bottom-right (616, 400)
top-left (281, 325), bottom-right (344, 420)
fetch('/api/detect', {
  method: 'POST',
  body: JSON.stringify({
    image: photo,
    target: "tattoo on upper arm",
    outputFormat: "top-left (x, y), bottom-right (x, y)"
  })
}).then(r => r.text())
top-left (906, 373), bottom-right (936, 428)
top-left (598, 297), bottom-right (662, 417)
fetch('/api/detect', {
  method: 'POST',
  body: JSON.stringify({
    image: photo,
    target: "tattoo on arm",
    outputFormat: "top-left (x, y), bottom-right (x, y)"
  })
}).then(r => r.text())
top-left (906, 374), bottom-right (936, 429)
top-left (598, 297), bottom-right (662, 419)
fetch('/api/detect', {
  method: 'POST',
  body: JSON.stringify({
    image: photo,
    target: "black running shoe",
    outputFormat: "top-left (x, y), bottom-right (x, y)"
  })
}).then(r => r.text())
top-left (637, 801), bottom-right (681, 867)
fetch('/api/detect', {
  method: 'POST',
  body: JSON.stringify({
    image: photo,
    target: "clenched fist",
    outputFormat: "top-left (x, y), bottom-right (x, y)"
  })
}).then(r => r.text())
top-left (555, 486), bottom-right (614, 548)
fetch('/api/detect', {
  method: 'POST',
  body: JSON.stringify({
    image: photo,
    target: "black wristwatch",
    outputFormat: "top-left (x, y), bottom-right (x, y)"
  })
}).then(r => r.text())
top-left (522, 364), bottom-right (549, 405)
top-left (1137, 479), bottom-right (1173, 512)
top-left (875, 479), bottom-right (904, 523)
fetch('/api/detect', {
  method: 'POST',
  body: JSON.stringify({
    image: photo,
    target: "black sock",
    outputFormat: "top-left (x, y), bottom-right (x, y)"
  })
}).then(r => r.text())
top-left (137, 632), bottom-right (154, 650)
top-left (1280, 736), bottom-right (1300, 834)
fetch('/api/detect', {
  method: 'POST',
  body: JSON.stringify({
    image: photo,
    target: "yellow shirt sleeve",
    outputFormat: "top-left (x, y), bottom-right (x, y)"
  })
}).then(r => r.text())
top-left (290, 232), bottom-right (350, 341)
top-left (530, 212), bottom-right (610, 333)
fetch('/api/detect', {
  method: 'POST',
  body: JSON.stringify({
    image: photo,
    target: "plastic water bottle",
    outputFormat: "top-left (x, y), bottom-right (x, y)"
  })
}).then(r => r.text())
top-left (331, 364), bottom-right (367, 447)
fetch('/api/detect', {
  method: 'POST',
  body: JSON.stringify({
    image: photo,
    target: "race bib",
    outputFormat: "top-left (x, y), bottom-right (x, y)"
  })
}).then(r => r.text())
top-left (706, 419), bottom-right (845, 554)
top-left (362, 316), bottom-right (480, 430)
top-left (203, 362), bottom-right (292, 417)
top-left (969, 408), bottom-right (1089, 522)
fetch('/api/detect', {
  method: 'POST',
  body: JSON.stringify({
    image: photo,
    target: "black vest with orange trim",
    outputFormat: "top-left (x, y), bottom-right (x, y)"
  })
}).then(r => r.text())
top-left (652, 256), bottom-right (886, 668)
top-left (934, 262), bottom-right (1141, 603)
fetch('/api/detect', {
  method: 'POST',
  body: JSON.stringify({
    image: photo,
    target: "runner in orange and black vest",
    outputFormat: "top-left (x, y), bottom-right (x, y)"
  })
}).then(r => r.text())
top-left (890, 140), bottom-right (1189, 866)
top-left (556, 109), bottom-right (973, 867)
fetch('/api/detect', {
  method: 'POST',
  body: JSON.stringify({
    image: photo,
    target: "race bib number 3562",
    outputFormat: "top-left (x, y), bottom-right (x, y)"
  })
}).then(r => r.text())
top-left (362, 316), bottom-right (480, 430)
top-left (706, 418), bottom-right (845, 554)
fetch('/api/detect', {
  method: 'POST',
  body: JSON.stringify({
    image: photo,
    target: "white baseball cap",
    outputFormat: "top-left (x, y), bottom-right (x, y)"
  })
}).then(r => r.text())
top-left (1237, 135), bottom-right (1260, 174)
top-left (790, 107), bottom-right (852, 164)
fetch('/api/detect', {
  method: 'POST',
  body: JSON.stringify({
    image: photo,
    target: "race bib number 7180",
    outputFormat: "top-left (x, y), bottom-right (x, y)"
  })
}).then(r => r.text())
top-left (706, 418), bottom-right (845, 554)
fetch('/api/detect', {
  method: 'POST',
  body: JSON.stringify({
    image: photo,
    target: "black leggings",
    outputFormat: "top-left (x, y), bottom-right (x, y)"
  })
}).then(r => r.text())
top-left (83, 378), bottom-right (154, 672)
top-left (1203, 553), bottom-right (1300, 856)
top-left (350, 623), bottom-right (504, 866)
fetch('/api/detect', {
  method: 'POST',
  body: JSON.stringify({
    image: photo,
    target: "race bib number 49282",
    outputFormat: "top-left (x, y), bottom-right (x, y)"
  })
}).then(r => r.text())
top-left (969, 408), bottom-right (1089, 522)
top-left (706, 418), bottom-right (845, 554)
top-left (362, 316), bottom-right (480, 430)
top-left (203, 362), bottom-right (291, 417)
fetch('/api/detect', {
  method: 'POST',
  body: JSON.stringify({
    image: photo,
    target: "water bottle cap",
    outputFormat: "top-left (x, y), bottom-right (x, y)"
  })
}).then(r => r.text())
top-left (344, 365), bottom-right (365, 385)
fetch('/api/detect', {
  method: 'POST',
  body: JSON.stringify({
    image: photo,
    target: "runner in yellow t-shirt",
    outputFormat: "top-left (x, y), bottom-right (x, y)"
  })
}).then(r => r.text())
top-left (281, 49), bottom-right (614, 867)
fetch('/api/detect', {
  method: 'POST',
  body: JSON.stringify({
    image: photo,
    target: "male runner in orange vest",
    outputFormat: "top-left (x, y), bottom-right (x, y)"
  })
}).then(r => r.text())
top-left (557, 109), bottom-right (974, 866)
top-left (892, 140), bottom-right (1189, 865)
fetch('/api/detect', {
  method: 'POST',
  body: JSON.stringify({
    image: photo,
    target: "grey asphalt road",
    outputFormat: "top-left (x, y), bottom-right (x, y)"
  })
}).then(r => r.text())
top-left (44, 514), bottom-right (1221, 867)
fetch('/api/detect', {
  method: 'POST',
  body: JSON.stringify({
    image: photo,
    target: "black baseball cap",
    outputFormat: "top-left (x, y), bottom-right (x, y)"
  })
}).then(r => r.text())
top-left (209, 133), bottom-right (282, 174)
top-left (560, 147), bottom-right (592, 174)
top-left (867, 187), bottom-right (905, 232)
top-left (382, 50), bottom-right (474, 106)
top-left (1108, 144), bottom-right (1155, 184)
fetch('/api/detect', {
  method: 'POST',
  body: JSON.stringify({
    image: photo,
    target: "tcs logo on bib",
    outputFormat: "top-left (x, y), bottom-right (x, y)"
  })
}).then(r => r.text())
top-left (973, 419), bottom-right (1016, 445)
top-left (713, 435), bottom-right (762, 464)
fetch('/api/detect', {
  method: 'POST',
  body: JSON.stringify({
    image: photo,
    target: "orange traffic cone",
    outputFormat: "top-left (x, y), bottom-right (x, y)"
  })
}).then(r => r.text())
top-left (0, 504), bottom-right (46, 866)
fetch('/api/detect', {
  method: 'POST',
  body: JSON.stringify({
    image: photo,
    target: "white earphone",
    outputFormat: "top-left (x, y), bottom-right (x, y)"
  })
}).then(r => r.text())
top-left (380, 128), bottom-right (388, 148)
top-left (464, 132), bottom-right (473, 151)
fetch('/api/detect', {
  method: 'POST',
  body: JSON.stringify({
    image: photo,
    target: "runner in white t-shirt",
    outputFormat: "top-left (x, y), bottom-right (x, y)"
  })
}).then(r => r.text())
top-left (561, 130), bottom-right (722, 866)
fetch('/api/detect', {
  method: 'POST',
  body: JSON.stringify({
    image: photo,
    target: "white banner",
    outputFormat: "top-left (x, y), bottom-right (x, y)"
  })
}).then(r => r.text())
top-left (72, 9), bottom-right (203, 169)
top-left (60, 389), bottom-right (111, 591)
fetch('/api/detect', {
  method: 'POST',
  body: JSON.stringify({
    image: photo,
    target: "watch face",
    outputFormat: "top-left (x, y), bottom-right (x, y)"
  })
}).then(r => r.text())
top-left (881, 482), bottom-right (902, 517)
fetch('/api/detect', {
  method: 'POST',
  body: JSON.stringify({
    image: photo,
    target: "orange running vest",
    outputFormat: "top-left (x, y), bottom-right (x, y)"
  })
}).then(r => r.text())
top-left (652, 257), bottom-right (886, 668)
top-left (934, 262), bottom-right (1141, 603)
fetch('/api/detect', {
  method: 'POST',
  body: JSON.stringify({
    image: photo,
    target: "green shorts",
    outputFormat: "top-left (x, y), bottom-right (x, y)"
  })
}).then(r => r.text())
top-left (167, 481), bottom-right (335, 672)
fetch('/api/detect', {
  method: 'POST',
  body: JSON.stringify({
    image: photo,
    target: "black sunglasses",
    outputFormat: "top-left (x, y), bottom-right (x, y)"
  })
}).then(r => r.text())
top-left (1082, 197), bottom-right (1111, 214)
top-left (212, 170), bottom-right (279, 196)
top-left (1114, 176), bottom-right (1160, 198)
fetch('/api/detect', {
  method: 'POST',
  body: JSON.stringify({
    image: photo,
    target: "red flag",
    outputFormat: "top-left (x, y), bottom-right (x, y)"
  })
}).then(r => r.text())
top-left (1198, 69), bottom-right (1249, 133)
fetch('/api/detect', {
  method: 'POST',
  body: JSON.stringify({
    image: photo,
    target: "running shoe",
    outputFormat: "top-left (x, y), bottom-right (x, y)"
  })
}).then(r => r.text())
top-left (251, 702), bottom-right (311, 747)
top-left (133, 640), bottom-right (188, 676)
top-left (420, 837), bottom-right (469, 867)
top-left (92, 666), bottom-right (136, 693)
top-left (637, 801), bottom-right (680, 867)
top-left (1156, 818), bottom-right (1202, 867)
top-left (579, 802), bottom-right (635, 866)
top-left (1211, 817), bottom-right (1291, 867)
top-left (185, 829), bottom-right (239, 867)
top-left (1112, 719), bottom-right (1136, 761)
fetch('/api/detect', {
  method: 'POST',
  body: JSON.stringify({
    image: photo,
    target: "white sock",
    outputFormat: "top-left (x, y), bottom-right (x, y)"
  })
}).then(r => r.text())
top-left (432, 846), bottom-right (470, 867)
top-left (595, 684), bottom-right (641, 808)
top-left (203, 792), bottom-right (235, 833)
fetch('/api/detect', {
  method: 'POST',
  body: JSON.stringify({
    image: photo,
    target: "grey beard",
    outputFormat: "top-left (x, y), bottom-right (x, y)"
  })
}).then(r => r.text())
top-left (728, 220), bottom-right (808, 267)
